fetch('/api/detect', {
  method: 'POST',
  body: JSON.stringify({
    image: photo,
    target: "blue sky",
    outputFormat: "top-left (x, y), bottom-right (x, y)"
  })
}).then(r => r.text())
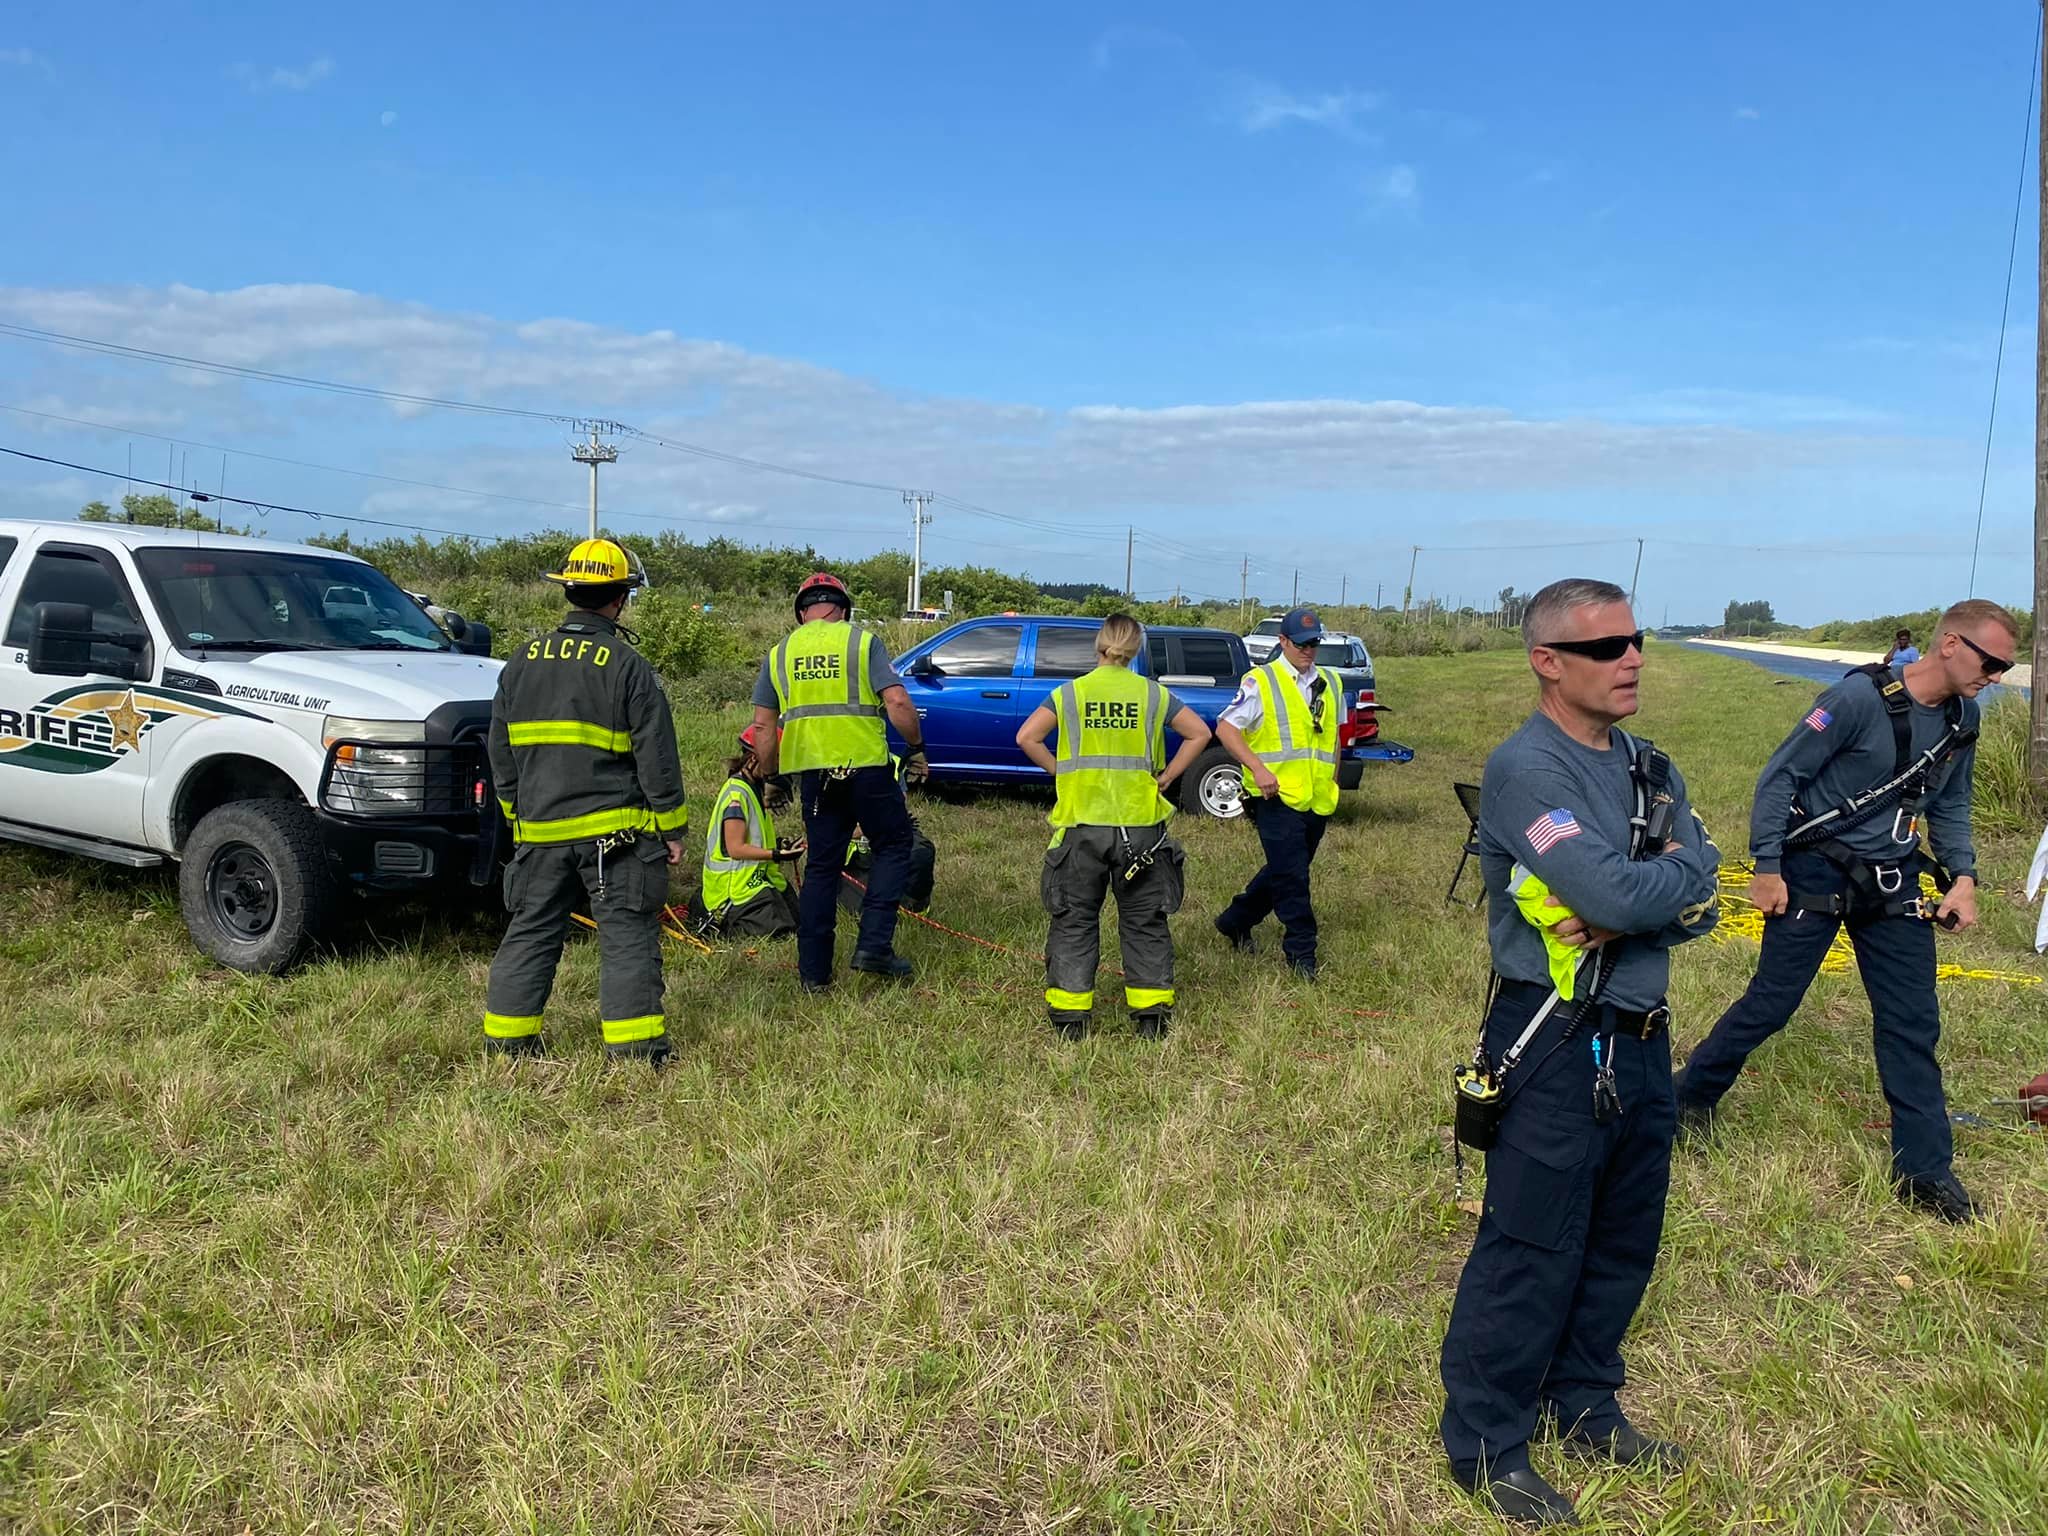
top-left (0, 1), bottom-right (2041, 622)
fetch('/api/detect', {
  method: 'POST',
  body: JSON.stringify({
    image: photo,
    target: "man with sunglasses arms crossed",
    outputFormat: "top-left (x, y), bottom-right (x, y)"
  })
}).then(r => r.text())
top-left (1440, 579), bottom-right (1718, 1527)
top-left (1213, 605), bottom-right (1342, 978)
top-left (1675, 599), bottom-right (2017, 1223)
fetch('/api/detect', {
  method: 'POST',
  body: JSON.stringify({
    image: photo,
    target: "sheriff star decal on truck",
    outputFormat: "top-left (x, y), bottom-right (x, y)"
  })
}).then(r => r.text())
top-left (0, 685), bottom-right (252, 774)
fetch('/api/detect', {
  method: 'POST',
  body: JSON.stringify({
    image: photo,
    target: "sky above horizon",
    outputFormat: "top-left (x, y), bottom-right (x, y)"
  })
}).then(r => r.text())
top-left (1, 1), bottom-right (2042, 624)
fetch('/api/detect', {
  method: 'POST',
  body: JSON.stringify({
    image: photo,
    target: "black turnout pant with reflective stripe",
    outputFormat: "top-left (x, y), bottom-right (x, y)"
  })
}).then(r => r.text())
top-left (1042, 824), bottom-right (1184, 1019)
top-left (1440, 981), bottom-right (1676, 1476)
top-left (485, 837), bottom-right (669, 1045)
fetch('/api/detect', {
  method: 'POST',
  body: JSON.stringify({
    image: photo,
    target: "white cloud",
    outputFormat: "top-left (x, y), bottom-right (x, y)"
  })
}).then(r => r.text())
top-left (0, 47), bottom-right (52, 76)
top-left (380, 110), bottom-right (399, 128)
top-left (1234, 80), bottom-right (1382, 137)
top-left (1369, 163), bottom-right (1419, 211)
top-left (1734, 105), bottom-right (1761, 121)
top-left (0, 283), bottom-right (1885, 566)
top-left (234, 56), bottom-right (334, 93)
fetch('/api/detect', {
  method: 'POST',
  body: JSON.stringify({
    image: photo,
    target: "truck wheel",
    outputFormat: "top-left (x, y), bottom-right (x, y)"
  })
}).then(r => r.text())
top-left (1181, 745), bottom-right (1247, 821)
top-left (179, 800), bottom-right (337, 974)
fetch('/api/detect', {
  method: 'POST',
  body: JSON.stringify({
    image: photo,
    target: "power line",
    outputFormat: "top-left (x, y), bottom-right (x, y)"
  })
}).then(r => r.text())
top-left (1969, 0), bottom-right (2042, 596)
top-left (0, 322), bottom-right (582, 424)
top-left (0, 444), bottom-right (516, 543)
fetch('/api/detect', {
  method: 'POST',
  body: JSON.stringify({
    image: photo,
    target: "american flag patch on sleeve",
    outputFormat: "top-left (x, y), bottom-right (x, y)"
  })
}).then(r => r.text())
top-left (1804, 707), bottom-right (1832, 731)
top-left (1523, 808), bottom-right (1582, 854)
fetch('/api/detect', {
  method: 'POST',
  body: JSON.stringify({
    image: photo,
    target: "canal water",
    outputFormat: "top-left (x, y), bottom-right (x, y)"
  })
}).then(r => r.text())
top-left (1684, 640), bottom-right (2027, 706)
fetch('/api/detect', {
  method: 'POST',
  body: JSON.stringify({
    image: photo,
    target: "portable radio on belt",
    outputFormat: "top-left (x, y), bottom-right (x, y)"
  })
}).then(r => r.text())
top-left (1454, 1060), bottom-right (1506, 1151)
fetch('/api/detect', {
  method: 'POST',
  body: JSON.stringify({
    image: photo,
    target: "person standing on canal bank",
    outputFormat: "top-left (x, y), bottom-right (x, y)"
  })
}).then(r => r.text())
top-left (1440, 578), bottom-right (1719, 1528)
top-left (1675, 599), bottom-right (2015, 1224)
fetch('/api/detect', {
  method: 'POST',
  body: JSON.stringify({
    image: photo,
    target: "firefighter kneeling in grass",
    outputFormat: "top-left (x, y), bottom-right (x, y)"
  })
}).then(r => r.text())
top-left (483, 538), bottom-right (688, 1065)
top-left (688, 723), bottom-right (803, 940)
top-left (1016, 615), bottom-right (1211, 1039)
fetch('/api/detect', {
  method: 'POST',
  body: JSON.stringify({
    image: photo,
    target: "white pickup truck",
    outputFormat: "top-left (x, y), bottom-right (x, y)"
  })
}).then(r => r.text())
top-left (0, 518), bottom-right (505, 973)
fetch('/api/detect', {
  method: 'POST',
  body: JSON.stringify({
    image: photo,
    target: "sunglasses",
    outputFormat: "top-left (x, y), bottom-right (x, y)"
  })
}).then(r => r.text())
top-left (1290, 636), bottom-right (1322, 649)
top-left (1538, 631), bottom-right (1645, 663)
top-left (1949, 631), bottom-right (2013, 676)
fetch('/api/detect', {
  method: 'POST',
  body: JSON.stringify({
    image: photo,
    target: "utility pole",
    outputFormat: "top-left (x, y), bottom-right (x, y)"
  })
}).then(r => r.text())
top-left (904, 491), bottom-right (934, 613)
top-left (1339, 573), bottom-right (1347, 607)
top-left (1292, 569), bottom-right (1300, 605)
top-left (1125, 526), bottom-right (1134, 599)
top-left (1404, 546), bottom-right (1419, 615)
top-left (570, 420), bottom-right (622, 540)
top-left (1240, 554), bottom-right (1249, 624)
top-left (2034, 3), bottom-right (2048, 794)
top-left (1629, 538), bottom-right (1644, 609)
top-left (1376, 581), bottom-right (1382, 609)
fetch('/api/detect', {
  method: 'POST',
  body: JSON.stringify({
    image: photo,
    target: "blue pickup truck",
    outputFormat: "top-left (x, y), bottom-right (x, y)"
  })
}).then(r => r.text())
top-left (889, 614), bottom-right (1413, 818)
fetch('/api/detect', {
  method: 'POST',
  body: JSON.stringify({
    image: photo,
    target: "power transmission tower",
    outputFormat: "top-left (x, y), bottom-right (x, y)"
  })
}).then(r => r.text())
top-left (570, 420), bottom-right (622, 540)
top-left (904, 491), bottom-right (934, 613)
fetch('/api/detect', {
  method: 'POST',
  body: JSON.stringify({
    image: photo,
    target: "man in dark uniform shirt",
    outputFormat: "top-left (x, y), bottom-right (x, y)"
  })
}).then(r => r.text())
top-left (1677, 599), bottom-right (2015, 1223)
top-left (1440, 578), bottom-right (1719, 1527)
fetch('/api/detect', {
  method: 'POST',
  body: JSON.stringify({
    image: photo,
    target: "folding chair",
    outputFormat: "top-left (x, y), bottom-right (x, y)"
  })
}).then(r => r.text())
top-left (1447, 781), bottom-right (1485, 908)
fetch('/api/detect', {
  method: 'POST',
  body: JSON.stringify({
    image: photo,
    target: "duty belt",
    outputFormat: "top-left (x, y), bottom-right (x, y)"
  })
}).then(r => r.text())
top-left (1497, 977), bottom-right (1670, 1040)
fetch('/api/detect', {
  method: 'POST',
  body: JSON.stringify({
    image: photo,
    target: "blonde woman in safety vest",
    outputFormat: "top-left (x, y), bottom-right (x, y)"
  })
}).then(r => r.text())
top-left (750, 572), bottom-right (930, 991)
top-left (1211, 605), bottom-right (1342, 979)
top-left (1016, 615), bottom-right (1211, 1039)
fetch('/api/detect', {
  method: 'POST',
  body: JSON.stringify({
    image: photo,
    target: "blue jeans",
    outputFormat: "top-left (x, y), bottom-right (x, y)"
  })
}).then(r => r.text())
top-left (1215, 798), bottom-right (1328, 967)
top-left (1676, 849), bottom-right (1951, 1180)
top-left (795, 765), bottom-right (914, 986)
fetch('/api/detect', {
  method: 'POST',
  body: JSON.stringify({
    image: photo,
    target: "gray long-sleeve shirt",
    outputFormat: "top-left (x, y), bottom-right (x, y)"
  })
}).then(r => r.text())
top-left (1480, 712), bottom-right (1721, 1010)
top-left (1747, 667), bottom-right (1978, 879)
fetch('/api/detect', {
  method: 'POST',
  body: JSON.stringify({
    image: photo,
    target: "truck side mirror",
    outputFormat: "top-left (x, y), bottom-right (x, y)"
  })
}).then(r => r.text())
top-left (27, 601), bottom-right (149, 680)
top-left (908, 653), bottom-right (941, 679)
top-left (440, 611), bottom-right (469, 640)
top-left (450, 618), bottom-right (493, 657)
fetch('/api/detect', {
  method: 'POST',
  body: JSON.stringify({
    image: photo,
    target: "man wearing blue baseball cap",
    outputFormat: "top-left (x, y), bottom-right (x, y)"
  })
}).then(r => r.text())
top-left (1212, 605), bottom-right (1343, 978)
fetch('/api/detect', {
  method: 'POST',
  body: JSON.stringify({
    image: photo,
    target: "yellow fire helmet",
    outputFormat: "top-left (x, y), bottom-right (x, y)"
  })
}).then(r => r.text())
top-left (544, 538), bottom-right (644, 590)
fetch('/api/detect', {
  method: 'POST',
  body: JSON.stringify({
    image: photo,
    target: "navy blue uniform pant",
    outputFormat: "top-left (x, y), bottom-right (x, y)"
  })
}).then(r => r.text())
top-left (1216, 797), bottom-right (1328, 967)
top-left (796, 765), bottom-right (914, 986)
top-left (1440, 981), bottom-right (1676, 1475)
top-left (1675, 849), bottom-right (1951, 1180)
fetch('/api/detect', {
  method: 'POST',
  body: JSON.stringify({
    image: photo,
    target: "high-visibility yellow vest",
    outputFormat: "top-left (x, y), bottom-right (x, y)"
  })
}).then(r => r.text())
top-left (768, 620), bottom-right (888, 773)
top-left (700, 776), bottom-right (787, 913)
top-left (1507, 861), bottom-right (1586, 998)
top-left (1047, 664), bottom-right (1173, 829)
top-left (1238, 661), bottom-right (1340, 814)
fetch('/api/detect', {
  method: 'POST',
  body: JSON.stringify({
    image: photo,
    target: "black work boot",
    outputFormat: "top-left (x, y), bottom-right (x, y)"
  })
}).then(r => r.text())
top-left (1048, 1010), bottom-right (1090, 1042)
top-left (850, 950), bottom-right (914, 982)
top-left (485, 1035), bottom-right (545, 1059)
top-left (1560, 1420), bottom-right (1687, 1472)
top-left (1895, 1172), bottom-right (1981, 1224)
top-left (605, 1036), bottom-right (672, 1069)
top-left (1133, 1009), bottom-right (1171, 1041)
top-left (1213, 914), bottom-right (1255, 953)
top-left (1675, 1098), bottom-right (1716, 1148)
top-left (1449, 1462), bottom-right (1578, 1528)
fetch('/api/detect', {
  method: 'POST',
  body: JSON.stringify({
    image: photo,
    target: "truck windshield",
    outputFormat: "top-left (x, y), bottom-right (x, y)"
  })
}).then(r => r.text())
top-left (134, 548), bottom-right (451, 654)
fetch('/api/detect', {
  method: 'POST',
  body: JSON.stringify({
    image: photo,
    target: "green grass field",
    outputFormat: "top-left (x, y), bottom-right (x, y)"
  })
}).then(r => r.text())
top-left (2, 643), bottom-right (2044, 1535)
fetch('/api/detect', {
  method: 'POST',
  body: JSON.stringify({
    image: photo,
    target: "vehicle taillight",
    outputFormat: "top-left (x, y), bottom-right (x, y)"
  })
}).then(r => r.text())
top-left (1357, 688), bottom-right (1379, 741)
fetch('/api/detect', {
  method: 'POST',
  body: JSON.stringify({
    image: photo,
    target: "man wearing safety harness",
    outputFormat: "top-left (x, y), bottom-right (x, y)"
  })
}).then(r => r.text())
top-left (483, 538), bottom-right (688, 1064)
top-left (1212, 606), bottom-right (1342, 978)
top-left (751, 572), bottom-right (929, 991)
top-left (1016, 614), bottom-right (1211, 1040)
top-left (1440, 579), bottom-right (1718, 1528)
top-left (1674, 598), bottom-right (2015, 1224)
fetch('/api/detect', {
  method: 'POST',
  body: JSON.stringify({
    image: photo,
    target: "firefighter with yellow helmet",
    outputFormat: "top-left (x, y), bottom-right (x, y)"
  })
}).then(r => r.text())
top-left (483, 537), bottom-right (688, 1064)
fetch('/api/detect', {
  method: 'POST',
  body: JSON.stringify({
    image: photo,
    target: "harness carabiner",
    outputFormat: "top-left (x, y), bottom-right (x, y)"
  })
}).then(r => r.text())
top-left (1889, 805), bottom-right (1917, 845)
